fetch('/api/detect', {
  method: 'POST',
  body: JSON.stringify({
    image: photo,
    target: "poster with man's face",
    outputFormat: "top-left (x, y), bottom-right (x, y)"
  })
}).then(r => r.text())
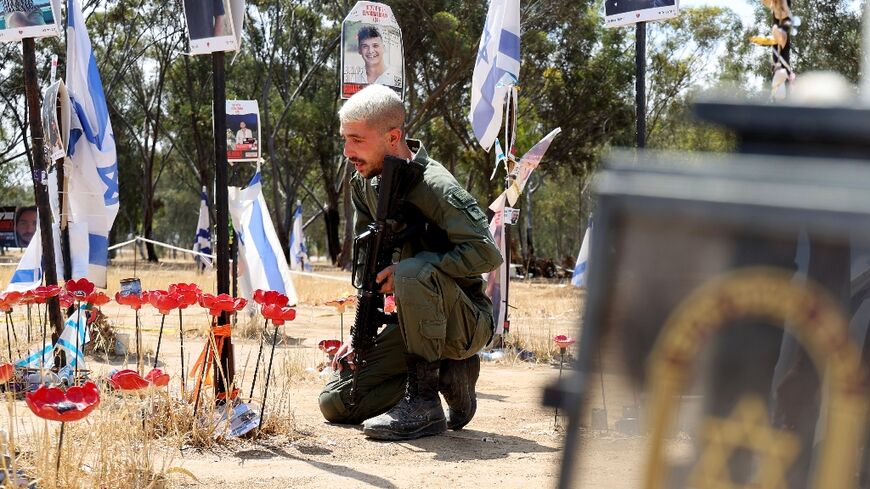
top-left (225, 100), bottom-right (260, 163)
top-left (604, 0), bottom-right (679, 28)
top-left (13, 206), bottom-right (37, 248)
top-left (340, 1), bottom-right (404, 100)
top-left (0, 207), bottom-right (16, 248)
top-left (182, 0), bottom-right (243, 55)
top-left (0, 0), bottom-right (61, 42)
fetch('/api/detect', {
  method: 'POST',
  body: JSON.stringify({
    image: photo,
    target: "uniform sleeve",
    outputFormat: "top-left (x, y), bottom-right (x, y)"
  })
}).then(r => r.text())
top-left (415, 185), bottom-right (503, 277)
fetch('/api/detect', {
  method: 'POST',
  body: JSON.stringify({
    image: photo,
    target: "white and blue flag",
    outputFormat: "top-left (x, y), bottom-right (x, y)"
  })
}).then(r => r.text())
top-left (64, 0), bottom-right (119, 289)
top-left (229, 168), bottom-right (298, 306)
top-left (193, 186), bottom-right (213, 270)
top-left (469, 0), bottom-right (521, 151)
top-left (17, 304), bottom-right (90, 369)
top-left (288, 200), bottom-right (311, 272)
top-left (572, 218), bottom-right (592, 287)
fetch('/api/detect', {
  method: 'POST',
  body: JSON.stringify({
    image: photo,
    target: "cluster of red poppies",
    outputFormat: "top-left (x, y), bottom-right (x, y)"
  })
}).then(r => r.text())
top-left (253, 289), bottom-right (296, 325)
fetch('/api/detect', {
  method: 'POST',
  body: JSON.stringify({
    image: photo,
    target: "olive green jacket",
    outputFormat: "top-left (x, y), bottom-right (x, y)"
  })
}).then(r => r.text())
top-left (350, 140), bottom-right (503, 310)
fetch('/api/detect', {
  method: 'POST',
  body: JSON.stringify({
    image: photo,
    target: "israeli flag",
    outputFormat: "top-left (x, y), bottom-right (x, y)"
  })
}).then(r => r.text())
top-left (5, 228), bottom-right (44, 292)
top-left (572, 218), bottom-right (592, 287)
top-left (469, 0), bottom-right (521, 151)
top-left (64, 0), bottom-right (119, 289)
top-left (16, 304), bottom-right (90, 369)
top-left (288, 201), bottom-right (311, 272)
top-left (193, 187), bottom-right (213, 270)
top-left (229, 168), bottom-right (298, 306)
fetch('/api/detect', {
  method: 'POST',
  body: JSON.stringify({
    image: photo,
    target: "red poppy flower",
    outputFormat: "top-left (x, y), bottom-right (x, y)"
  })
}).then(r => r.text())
top-left (553, 335), bottom-right (576, 349)
top-left (144, 368), bottom-right (170, 387)
top-left (56, 291), bottom-right (74, 309)
top-left (109, 368), bottom-right (169, 391)
top-left (25, 381), bottom-right (100, 422)
top-left (0, 363), bottom-right (13, 383)
top-left (0, 292), bottom-right (21, 313)
top-left (261, 304), bottom-right (296, 326)
top-left (115, 292), bottom-right (146, 311)
top-left (31, 285), bottom-right (61, 303)
top-left (383, 295), bottom-right (397, 314)
top-left (324, 295), bottom-right (356, 314)
top-left (253, 289), bottom-right (289, 307)
top-left (65, 278), bottom-right (95, 300)
top-left (0, 291), bottom-right (22, 310)
top-left (168, 283), bottom-right (201, 309)
top-left (87, 291), bottom-right (111, 307)
top-left (19, 290), bottom-right (36, 305)
top-left (318, 339), bottom-right (341, 356)
top-left (198, 293), bottom-right (247, 317)
top-left (147, 290), bottom-right (181, 315)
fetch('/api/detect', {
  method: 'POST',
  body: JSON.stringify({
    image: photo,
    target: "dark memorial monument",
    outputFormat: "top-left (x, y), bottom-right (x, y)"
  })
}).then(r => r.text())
top-left (546, 97), bottom-right (870, 488)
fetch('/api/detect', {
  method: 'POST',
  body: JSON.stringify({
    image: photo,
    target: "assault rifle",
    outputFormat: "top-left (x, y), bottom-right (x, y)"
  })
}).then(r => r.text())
top-left (347, 155), bottom-right (424, 403)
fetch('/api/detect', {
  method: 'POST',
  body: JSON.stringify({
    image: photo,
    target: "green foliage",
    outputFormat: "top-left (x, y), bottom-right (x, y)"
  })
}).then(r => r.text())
top-left (2, 1), bottom-right (858, 266)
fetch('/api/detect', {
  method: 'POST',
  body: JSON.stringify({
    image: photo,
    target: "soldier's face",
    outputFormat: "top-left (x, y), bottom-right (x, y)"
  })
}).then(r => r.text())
top-left (341, 120), bottom-right (388, 178)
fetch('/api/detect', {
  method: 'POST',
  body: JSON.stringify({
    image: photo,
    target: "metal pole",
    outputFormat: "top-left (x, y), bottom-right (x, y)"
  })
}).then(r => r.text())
top-left (22, 38), bottom-right (64, 343)
top-left (212, 51), bottom-right (234, 403)
top-left (635, 21), bottom-right (647, 149)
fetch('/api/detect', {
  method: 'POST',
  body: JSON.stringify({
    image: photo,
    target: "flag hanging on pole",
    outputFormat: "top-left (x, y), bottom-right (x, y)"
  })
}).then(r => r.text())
top-left (193, 187), bottom-right (213, 270)
top-left (572, 218), bottom-right (592, 287)
top-left (228, 167), bottom-right (298, 305)
top-left (288, 200), bottom-right (311, 272)
top-left (469, 0), bottom-right (521, 152)
top-left (5, 227), bottom-right (44, 292)
top-left (484, 193), bottom-right (508, 335)
top-left (505, 127), bottom-right (561, 206)
top-left (64, 0), bottom-right (119, 289)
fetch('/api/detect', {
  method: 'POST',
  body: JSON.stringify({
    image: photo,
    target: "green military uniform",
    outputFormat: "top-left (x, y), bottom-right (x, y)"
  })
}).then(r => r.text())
top-left (319, 140), bottom-right (503, 424)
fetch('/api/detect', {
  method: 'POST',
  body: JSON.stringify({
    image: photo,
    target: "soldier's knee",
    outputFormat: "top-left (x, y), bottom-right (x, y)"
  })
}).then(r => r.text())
top-left (395, 256), bottom-right (431, 282)
top-left (318, 389), bottom-right (355, 424)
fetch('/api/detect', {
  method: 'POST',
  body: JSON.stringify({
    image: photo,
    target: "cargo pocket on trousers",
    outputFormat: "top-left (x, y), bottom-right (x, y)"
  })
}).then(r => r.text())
top-left (420, 318), bottom-right (447, 341)
top-left (463, 309), bottom-right (494, 357)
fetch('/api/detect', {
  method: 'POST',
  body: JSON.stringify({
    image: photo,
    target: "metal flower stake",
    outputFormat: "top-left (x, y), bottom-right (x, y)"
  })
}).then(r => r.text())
top-left (552, 335), bottom-right (576, 426)
top-left (115, 291), bottom-right (147, 374)
top-left (250, 289), bottom-right (289, 401)
top-left (169, 283), bottom-right (201, 398)
top-left (258, 303), bottom-right (295, 432)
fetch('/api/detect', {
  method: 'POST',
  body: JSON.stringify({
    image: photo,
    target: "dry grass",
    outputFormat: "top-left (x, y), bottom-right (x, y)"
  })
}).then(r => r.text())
top-left (0, 256), bottom-right (582, 486)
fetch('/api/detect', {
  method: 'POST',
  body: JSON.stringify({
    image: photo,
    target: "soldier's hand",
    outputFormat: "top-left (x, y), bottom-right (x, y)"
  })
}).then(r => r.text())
top-left (333, 341), bottom-right (355, 372)
top-left (376, 265), bottom-right (397, 294)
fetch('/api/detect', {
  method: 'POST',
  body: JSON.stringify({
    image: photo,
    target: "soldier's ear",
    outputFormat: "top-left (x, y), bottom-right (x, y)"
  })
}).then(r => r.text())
top-left (387, 127), bottom-right (402, 147)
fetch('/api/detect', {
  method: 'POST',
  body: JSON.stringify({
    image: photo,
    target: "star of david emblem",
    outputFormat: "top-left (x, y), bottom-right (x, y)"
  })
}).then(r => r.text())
top-left (477, 18), bottom-right (492, 64)
top-left (689, 396), bottom-right (800, 489)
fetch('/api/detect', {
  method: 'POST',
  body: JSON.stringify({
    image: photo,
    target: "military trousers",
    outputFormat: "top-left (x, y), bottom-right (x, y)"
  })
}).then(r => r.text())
top-left (318, 257), bottom-right (494, 424)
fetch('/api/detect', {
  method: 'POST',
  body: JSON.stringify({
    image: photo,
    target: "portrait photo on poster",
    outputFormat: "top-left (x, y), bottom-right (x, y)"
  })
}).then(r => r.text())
top-left (225, 100), bottom-right (260, 163)
top-left (13, 206), bottom-right (36, 248)
top-left (604, 0), bottom-right (678, 27)
top-left (340, 2), bottom-right (403, 99)
top-left (182, 0), bottom-right (238, 55)
top-left (0, 0), bottom-right (61, 42)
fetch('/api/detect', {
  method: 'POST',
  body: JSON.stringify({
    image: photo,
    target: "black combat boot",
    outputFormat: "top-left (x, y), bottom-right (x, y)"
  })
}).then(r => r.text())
top-left (439, 354), bottom-right (480, 430)
top-left (362, 354), bottom-right (447, 440)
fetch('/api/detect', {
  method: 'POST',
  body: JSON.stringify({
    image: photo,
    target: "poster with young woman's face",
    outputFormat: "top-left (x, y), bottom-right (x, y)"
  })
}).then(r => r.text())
top-left (340, 1), bottom-right (403, 100)
top-left (604, 0), bottom-right (679, 28)
top-left (0, 0), bottom-right (61, 42)
top-left (183, 0), bottom-right (243, 55)
top-left (225, 100), bottom-right (260, 163)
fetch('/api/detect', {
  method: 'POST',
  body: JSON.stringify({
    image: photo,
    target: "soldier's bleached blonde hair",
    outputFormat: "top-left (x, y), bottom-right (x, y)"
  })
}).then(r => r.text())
top-left (338, 84), bottom-right (405, 134)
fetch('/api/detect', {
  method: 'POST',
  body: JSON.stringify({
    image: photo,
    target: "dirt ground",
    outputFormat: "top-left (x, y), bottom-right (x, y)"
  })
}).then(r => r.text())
top-left (0, 259), bottom-right (654, 488)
